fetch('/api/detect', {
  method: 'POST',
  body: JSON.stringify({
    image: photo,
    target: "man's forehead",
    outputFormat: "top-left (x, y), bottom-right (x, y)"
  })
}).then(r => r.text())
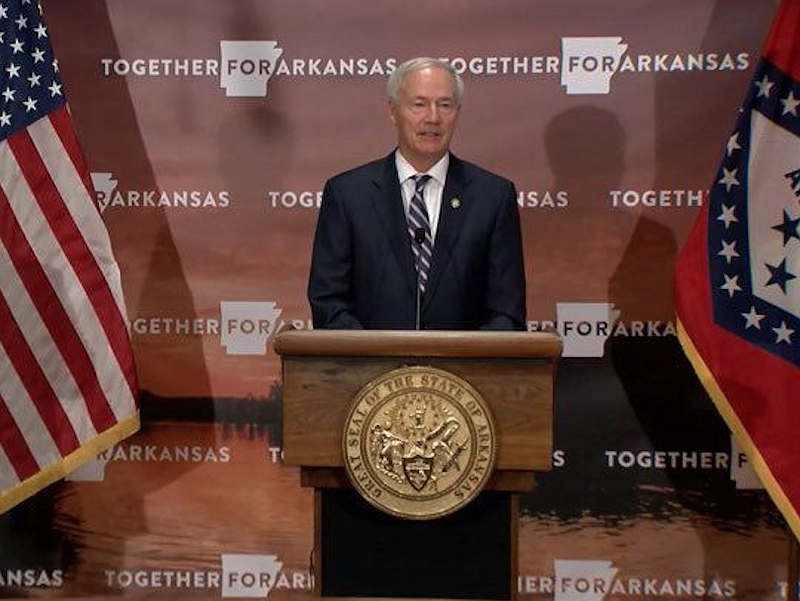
top-left (399, 68), bottom-right (457, 96)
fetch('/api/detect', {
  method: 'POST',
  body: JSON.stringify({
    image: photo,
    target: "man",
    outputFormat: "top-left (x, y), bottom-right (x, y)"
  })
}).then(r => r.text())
top-left (305, 60), bottom-right (525, 599)
top-left (308, 57), bottom-right (526, 330)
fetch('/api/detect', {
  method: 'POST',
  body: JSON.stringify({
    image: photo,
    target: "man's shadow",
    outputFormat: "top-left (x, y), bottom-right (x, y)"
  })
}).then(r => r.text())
top-left (542, 98), bottom-right (769, 590)
top-left (607, 0), bottom-right (781, 593)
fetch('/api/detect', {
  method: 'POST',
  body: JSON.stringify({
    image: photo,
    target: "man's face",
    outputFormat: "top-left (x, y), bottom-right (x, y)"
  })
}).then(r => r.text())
top-left (389, 66), bottom-right (460, 171)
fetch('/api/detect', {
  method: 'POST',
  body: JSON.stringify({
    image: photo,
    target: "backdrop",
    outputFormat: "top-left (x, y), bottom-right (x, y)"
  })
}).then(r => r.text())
top-left (0, 1), bottom-right (789, 600)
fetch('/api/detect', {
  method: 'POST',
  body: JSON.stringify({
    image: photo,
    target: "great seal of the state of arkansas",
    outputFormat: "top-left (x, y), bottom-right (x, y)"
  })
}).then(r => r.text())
top-left (342, 365), bottom-right (497, 520)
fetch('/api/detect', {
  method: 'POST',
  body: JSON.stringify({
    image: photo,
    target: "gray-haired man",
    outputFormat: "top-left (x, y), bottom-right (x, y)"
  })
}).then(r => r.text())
top-left (308, 57), bottom-right (526, 331)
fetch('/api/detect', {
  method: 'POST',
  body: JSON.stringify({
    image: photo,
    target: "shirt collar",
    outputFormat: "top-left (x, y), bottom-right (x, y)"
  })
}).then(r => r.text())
top-left (395, 150), bottom-right (449, 187)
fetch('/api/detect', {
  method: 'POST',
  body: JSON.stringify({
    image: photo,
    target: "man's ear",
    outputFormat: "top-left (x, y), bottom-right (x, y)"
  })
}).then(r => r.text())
top-left (388, 100), bottom-right (396, 125)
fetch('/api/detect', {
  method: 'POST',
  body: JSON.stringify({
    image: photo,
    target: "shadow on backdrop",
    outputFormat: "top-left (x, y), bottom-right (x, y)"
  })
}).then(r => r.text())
top-left (609, 0), bottom-right (782, 595)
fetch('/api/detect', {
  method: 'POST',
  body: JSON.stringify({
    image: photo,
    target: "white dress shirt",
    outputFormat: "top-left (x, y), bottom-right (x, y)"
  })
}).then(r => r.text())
top-left (395, 151), bottom-right (449, 243)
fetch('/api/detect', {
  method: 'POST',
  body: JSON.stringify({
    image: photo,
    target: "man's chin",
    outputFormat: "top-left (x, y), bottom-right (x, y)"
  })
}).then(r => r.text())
top-left (414, 145), bottom-right (446, 160)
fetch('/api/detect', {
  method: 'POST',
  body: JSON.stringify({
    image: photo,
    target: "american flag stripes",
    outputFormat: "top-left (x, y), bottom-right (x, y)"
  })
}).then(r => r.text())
top-left (675, 0), bottom-right (800, 539)
top-left (0, 0), bottom-right (138, 513)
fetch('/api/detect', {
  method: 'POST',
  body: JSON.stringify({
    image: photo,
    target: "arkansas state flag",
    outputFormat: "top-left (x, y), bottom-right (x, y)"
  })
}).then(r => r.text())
top-left (675, 0), bottom-right (800, 538)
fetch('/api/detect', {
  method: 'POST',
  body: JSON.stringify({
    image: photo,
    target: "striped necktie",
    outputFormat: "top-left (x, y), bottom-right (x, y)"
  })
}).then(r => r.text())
top-left (406, 174), bottom-right (433, 293)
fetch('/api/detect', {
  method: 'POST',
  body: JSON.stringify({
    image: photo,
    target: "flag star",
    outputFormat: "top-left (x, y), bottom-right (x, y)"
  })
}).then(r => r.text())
top-left (27, 72), bottom-right (40, 87)
top-left (717, 204), bottom-right (738, 229)
top-left (718, 239), bottom-right (740, 263)
top-left (0, 111), bottom-right (10, 127)
top-left (718, 167), bottom-right (740, 192)
top-left (0, 4), bottom-right (7, 18)
top-left (772, 210), bottom-right (800, 245)
top-left (0, 31), bottom-right (4, 43)
top-left (772, 321), bottom-right (794, 344)
top-left (31, 47), bottom-right (44, 63)
top-left (23, 96), bottom-right (36, 112)
top-left (765, 258), bottom-right (796, 293)
top-left (14, 14), bottom-right (26, 28)
top-left (10, 37), bottom-right (23, 53)
top-left (782, 91), bottom-right (800, 116)
top-left (34, 22), bottom-right (46, 38)
top-left (6, 62), bottom-right (20, 79)
top-left (48, 81), bottom-right (61, 97)
top-left (721, 274), bottom-right (741, 298)
top-left (52, 58), bottom-right (59, 72)
top-left (755, 74), bottom-right (774, 98)
top-left (2, 87), bottom-right (15, 102)
top-left (741, 307), bottom-right (765, 329)
top-left (726, 132), bottom-right (741, 157)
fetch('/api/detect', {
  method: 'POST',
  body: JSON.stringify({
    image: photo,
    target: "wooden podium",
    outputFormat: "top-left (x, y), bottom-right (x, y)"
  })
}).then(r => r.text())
top-left (274, 330), bottom-right (560, 600)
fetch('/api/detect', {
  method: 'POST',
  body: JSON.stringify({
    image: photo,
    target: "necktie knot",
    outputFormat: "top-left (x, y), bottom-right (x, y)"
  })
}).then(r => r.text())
top-left (413, 174), bottom-right (431, 194)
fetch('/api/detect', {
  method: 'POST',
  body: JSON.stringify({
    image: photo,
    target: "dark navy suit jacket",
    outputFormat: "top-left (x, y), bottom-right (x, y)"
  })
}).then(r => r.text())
top-left (308, 152), bottom-right (526, 330)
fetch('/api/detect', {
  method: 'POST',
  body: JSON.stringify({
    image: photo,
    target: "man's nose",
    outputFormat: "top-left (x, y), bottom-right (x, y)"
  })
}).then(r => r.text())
top-left (425, 103), bottom-right (441, 123)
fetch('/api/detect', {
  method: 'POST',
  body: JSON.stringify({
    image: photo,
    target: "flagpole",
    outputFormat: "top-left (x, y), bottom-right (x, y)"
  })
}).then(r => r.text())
top-left (789, 528), bottom-right (799, 601)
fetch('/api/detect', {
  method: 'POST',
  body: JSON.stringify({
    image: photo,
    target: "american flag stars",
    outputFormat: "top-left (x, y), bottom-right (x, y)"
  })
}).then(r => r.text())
top-left (0, 0), bottom-right (62, 135)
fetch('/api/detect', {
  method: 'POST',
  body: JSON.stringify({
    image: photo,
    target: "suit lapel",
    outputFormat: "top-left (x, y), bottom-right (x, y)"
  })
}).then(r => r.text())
top-left (423, 155), bottom-right (471, 311)
top-left (370, 153), bottom-right (417, 296)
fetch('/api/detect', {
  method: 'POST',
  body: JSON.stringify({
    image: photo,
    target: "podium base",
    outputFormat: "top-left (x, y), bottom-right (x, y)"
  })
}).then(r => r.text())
top-left (319, 489), bottom-right (514, 599)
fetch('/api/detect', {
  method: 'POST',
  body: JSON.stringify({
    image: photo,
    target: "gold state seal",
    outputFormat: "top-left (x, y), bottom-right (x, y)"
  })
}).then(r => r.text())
top-left (342, 366), bottom-right (496, 520)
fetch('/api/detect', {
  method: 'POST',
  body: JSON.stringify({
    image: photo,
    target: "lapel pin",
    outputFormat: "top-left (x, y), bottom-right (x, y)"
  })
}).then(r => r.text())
top-left (450, 198), bottom-right (461, 209)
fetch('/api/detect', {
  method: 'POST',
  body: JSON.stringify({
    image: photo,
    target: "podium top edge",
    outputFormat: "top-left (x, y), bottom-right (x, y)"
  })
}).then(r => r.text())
top-left (273, 329), bottom-right (562, 359)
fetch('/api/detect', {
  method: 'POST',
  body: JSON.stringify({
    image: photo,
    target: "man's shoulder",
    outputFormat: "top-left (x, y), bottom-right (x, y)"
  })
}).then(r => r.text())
top-left (326, 156), bottom-right (389, 188)
top-left (456, 157), bottom-right (514, 190)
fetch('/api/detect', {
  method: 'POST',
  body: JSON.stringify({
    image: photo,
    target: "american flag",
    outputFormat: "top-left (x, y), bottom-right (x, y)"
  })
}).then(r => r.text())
top-left (0, 0), bottom-right (139, 514)
top-left (675, 0), bottom-right (800, 539)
